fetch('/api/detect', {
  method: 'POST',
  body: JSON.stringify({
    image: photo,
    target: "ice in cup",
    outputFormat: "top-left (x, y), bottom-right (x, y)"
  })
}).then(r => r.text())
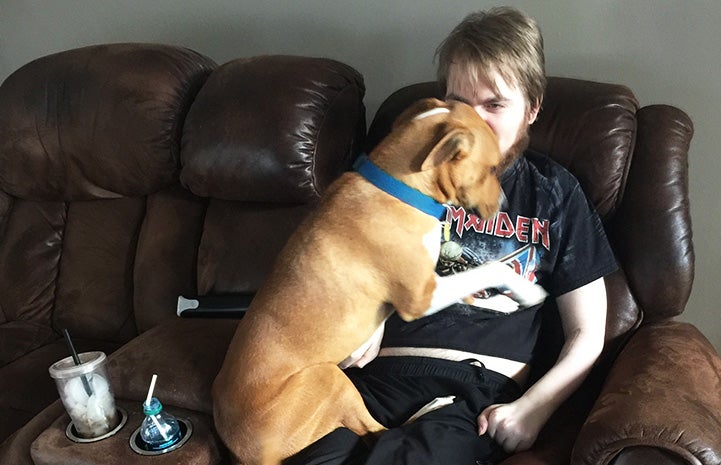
top-left (49, 351), bottom-right (119, 438)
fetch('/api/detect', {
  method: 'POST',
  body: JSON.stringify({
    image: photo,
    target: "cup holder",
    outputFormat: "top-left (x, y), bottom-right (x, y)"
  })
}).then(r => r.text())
top-left (65, 408), bottom-right (128, 443)
top-left (129, 418), bottom-right (193, 455)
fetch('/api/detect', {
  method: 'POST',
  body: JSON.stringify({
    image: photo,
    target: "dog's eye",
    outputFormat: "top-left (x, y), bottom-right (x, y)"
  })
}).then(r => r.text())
top-left (490, 166), bottom-right (498, 175)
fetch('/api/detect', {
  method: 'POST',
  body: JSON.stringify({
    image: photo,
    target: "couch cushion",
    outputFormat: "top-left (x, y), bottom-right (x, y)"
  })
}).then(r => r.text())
top-left (196, 201), bottom-right (315, 294)
top-left (0, 43), bottom-right (216, 201)
top-left (0, 191), bottom-right (10, 251)
top-left (0, 200), bottom-right (64, 328)
top-left (181, 55), bottom-right (366, 203)
top-left (132, 186), bottom-right (207, 332)
top-left (0, 322), bottom-right (58, 367)
top-left (53, 197), bottom-right (146, 341)
top-left (530, 78), bottom-right (639, 219)
top-left (180, 55), bottom-right (367, 296)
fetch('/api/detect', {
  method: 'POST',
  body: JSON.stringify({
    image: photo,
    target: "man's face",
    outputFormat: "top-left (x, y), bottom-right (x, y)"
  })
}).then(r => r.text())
top-left (445, 64), bottom-right (539, 167)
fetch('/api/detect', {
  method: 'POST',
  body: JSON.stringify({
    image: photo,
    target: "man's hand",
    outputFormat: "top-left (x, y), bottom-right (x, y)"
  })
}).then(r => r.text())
top-left (477, 400), bottom-right (547, 453)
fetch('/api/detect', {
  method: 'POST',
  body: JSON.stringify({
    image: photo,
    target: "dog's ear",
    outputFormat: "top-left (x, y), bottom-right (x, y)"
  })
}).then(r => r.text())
top-left (421, 126), bottom-right (473, 170)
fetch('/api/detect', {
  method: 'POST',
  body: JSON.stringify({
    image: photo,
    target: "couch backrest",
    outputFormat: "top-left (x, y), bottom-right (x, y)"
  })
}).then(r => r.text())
top-left (0, 44), bottom-right (216, 343)
top-left (365, 78), bottom-right (694, 358)
top-left (0, 46), bottom-right (367, 341)
top-left (135, 55), bottom-right (366, 330)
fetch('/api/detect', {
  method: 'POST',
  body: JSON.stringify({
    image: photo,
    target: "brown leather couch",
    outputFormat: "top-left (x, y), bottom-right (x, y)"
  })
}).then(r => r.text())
top-left (1, 43), bottom-right (719, 465)
top-left (0, 43), bottom-right (365, 464)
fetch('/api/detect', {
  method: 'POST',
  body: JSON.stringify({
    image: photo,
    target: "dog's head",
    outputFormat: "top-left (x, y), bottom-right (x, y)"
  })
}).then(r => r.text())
top-left (373, 98), bottom-right (503, 219)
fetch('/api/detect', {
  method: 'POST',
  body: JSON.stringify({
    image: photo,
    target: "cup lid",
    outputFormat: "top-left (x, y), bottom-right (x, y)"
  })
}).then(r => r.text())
top-left (143, 397), bottom-right (163, 416)
top-left (49, 351), bottom-right (107, 379)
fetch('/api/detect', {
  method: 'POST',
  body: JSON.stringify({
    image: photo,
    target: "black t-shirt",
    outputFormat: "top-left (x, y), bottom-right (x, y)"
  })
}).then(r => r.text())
top-left (382, 150), bottom-right (618, 363)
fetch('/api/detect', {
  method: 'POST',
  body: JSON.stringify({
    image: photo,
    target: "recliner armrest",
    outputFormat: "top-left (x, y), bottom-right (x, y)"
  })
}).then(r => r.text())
top-left (572, 321), bottom-right (721, 465)
top-left (105, 318), bottom-right (238, 415)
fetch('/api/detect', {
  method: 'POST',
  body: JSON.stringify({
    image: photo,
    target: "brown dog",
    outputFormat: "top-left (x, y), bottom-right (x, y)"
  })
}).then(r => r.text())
top-left (212, 98), bottom-right (546, 464)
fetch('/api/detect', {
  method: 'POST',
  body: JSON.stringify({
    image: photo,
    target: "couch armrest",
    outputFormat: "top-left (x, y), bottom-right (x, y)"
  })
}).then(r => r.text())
top-left (106, 318), bottom-right (238, 414)
top-left (572, 321), bottom-right (721, 465)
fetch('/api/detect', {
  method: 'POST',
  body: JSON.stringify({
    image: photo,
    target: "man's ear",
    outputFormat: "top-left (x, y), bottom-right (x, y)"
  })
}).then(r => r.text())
top-left (421, 127), bottom-right (473, 170)
top-left (528, 98), bottom-right (541, 124)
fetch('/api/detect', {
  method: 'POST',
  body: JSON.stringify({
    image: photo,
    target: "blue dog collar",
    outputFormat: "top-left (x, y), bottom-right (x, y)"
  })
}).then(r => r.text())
top-left (353, 154), bottom-right (447, 220)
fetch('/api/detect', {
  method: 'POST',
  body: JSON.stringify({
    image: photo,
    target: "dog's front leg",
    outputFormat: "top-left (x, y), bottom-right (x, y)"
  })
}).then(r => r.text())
top-left (423, 261), bottom-right (548, 316)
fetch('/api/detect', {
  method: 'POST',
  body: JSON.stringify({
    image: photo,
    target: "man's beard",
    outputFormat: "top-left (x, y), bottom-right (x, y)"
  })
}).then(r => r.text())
top-left (499, 125), bottom-right (531, 174)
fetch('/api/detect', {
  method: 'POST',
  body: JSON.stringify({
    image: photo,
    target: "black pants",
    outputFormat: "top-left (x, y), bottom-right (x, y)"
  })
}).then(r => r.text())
top-left (285, 356), bottom-right (522, 465)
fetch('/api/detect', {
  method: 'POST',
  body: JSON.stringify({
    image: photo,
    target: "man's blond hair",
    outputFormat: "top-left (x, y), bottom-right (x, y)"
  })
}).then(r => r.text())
top-left (436, 7), bottom-right (546, 110)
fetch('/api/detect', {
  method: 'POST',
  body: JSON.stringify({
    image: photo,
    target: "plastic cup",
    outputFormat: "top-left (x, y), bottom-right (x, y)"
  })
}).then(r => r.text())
top-left (49, 351), bottom-right (119, 439)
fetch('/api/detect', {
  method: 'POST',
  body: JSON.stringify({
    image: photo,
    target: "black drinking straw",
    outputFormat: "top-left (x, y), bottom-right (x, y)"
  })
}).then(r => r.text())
top-left (62, 329), bottom-right (93, 397)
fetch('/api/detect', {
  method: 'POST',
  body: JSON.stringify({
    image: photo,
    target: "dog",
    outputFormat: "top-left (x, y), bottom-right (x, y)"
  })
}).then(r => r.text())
top-left (212, 98), bottom-right (547, 465)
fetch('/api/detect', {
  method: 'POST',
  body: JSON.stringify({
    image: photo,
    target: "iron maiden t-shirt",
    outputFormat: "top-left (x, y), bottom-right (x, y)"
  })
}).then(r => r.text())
top-left (381, 150), bottom-right (618, 363)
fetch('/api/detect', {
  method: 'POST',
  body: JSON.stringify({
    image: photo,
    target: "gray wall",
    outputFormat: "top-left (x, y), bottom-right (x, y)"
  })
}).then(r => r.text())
top-left (2, 0), bottom-right (720, 352)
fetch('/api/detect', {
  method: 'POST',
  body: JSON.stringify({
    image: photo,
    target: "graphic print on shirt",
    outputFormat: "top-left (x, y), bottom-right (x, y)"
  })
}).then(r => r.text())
top-left (438, 205), bottom-right (548, 312)
top-left (445, 205), bottom-right (551, 251)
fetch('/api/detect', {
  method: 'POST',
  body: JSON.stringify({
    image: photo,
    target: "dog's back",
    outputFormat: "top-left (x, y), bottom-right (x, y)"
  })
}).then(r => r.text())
top-left (215, 170), bottom-right (440, 384)
top-left (213, 98), bottom-right (504, 464)
top-left (213, 171), bottom-right (440, 463)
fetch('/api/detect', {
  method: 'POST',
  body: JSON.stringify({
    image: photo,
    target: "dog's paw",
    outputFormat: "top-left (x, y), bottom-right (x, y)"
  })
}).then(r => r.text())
top-left (492, 263), bottom-right (548, 308)
top-left (511, 282), bottom-right (548, 308)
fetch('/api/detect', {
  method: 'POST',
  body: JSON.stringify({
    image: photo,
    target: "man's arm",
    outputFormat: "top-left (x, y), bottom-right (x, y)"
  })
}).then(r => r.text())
top-left (477, 277), bottom-right (607, 453)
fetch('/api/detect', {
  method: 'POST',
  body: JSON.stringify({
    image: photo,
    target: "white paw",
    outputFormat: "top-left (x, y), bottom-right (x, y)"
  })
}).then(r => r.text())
top-left (512, 282), bottom-right (548, 307)
top-left (493, 263), bottom-right (548, 307)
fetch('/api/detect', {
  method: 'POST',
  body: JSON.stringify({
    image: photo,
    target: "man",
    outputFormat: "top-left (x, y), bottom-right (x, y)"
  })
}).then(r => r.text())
top-left (290, 7), bottom-right (616, 464)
